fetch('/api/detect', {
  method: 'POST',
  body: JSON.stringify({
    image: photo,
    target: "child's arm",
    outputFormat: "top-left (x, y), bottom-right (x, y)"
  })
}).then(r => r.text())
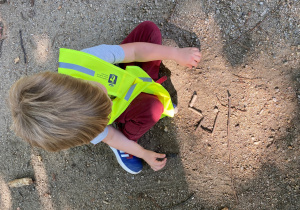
top-left (120, 42), bottom-right (202, 69)
top-left (102, 125), bottom-right (167, 171)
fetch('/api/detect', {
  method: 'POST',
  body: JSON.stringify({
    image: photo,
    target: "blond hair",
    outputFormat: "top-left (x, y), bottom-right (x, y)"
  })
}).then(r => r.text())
top-left (8, 71), bottom-right (112, 152)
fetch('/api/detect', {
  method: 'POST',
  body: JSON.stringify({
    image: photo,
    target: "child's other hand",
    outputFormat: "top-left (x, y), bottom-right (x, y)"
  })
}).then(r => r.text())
top-left (143, 150), bottom-right (167, 171)
top-left (175, 47), bottom-right (202, 69)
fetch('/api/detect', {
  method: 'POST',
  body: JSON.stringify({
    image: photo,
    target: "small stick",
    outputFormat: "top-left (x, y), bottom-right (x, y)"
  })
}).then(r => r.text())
top-left (211, 108), bottom-right (219, 135)
top-left (19, 30), bottom-right (27, 63)
top-left (232, 73), bottom-right (261, 80)
top-left (227, 90), bottom-right (239, 204)
top-left (188, 107), bottom-right (203, 116)
top-left (189, 91), bottom-right (197, 107)
top-left (200, 125), bottom-right (212, 133)
top-left (195, 117), bottom-right (204, 132)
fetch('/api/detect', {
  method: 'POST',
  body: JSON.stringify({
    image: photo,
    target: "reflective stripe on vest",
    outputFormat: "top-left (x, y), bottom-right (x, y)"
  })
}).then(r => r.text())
top-left (58, 48), bottom-right (174, 124)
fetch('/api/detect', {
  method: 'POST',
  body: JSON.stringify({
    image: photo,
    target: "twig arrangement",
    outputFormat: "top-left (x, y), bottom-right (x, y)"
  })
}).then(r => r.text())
top-left (189, 92), bottom-right (219, 134)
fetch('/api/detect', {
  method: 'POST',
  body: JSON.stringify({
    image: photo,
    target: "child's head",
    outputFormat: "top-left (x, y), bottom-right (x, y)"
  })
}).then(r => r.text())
top-left (8, 71), bottom-right (112, 152)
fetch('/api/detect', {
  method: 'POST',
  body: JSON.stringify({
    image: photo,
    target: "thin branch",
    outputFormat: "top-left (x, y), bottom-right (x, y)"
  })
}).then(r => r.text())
top-left (227, 90), bottom-right (239, 204)
top-left (19, 30), bottom-right (27, 63)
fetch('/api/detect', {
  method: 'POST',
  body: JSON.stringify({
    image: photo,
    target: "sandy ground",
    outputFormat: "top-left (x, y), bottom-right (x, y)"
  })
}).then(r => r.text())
top-left (0, 0), bottom-right (299, 209)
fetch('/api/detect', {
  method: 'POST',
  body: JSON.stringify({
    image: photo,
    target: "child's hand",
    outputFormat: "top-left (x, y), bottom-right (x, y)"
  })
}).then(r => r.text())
top-left (175, 47), bottom-right (202, 69)
top-left (142, 150), bottom-right (167, 171)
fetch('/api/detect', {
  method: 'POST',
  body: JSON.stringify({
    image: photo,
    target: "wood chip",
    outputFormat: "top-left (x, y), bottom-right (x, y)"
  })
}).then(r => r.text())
top-left (8, 178), bottom-right (33, 188)
top-left (189, 92), bottom-right (197, 107)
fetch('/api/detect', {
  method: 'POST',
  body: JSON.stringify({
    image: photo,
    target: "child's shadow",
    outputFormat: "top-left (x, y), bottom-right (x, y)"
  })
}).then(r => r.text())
top-left (158, 63), bottom-right (178, 105)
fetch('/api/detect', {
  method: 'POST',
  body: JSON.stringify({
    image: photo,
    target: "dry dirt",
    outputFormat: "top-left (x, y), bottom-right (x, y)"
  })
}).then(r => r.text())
top-left (0, 0), bottom-right (299, 210)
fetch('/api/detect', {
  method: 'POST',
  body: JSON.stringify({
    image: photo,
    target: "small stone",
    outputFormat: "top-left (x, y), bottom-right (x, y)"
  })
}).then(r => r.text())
top-left (254, 141), bottom-right (261, 145)
top-left (275, 87), bottom-right (279, 92)
top-left (58, 5), bottom-right (62, 10)
top-left (103, 201), bottom-right (109, 205)
top-left (37, 155), bottom-right (42, 162)
top-left (44, 193), bottom-right (51, 198)
top-left (298, 45), bottom-right (300, 50)
top-left (214, 106), bottom-right (219, 113)
top-left (272, 97), bottom-right (277, 102)
top-left (288, 146), bottom-right (293, 150)
top-left (164, 126), bottom-right (168, 132)
top-left (14, 57), bottom-right (20, 64)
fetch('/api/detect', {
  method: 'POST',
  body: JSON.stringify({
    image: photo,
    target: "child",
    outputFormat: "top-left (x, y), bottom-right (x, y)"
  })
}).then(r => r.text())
top-left (8, 21), bottom-right (201, 174)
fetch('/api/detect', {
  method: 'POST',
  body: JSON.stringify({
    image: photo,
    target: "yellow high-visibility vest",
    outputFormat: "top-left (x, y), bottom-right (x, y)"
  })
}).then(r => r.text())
top-left (58, 48), bottom-right (174, 124)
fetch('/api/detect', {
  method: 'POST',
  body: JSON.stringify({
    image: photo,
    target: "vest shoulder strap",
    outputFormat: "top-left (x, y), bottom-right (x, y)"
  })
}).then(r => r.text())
top-left (58, 48), bottom-right (137, 98)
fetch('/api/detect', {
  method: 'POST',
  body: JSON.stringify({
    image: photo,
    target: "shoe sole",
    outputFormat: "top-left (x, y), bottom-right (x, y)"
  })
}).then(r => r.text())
top-left (109, 146), bottom-right (142, 174)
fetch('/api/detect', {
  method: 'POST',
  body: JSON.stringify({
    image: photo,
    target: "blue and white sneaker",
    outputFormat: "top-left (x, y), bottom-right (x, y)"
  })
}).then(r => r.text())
top-left (109, 146), bottom-right (143, 174)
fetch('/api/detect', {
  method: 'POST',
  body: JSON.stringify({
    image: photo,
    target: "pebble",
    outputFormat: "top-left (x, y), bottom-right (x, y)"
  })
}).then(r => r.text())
top-left (214, 106), bottom-right (219, 113)
top-left (37, 155), bottom-right (42, 162)
top-left (272, 97), bottom-right (277, 102)
top-left (164, 126), bottom-right (168, 132)
top-left (14, 57), bottom-right (20, 64)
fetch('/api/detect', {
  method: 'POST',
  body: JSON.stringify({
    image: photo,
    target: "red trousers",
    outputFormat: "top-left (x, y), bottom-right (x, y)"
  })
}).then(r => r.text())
top-left (115, 21), bottom-right (164, 141)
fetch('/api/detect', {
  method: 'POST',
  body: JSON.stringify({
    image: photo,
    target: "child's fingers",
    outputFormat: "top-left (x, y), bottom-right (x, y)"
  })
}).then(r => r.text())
top-left (156, 153), bottom-right (166, 158)
top-left (194, 51), bottom-right (202, 56)
top-left (155, 153), bottom-right (166, 162)
top-left (152, 158), bottom-right (167, 171)
top-left (193, 55), bottom-right (201, 62)
top-left (190, 60), bottom-right (198, 67)
top-left (191, 47), bottom-right (200, 52)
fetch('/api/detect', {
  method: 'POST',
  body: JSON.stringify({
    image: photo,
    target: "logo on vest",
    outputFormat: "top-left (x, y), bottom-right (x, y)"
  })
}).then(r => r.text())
top-left (108, 74), bottom-right (118, 87)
